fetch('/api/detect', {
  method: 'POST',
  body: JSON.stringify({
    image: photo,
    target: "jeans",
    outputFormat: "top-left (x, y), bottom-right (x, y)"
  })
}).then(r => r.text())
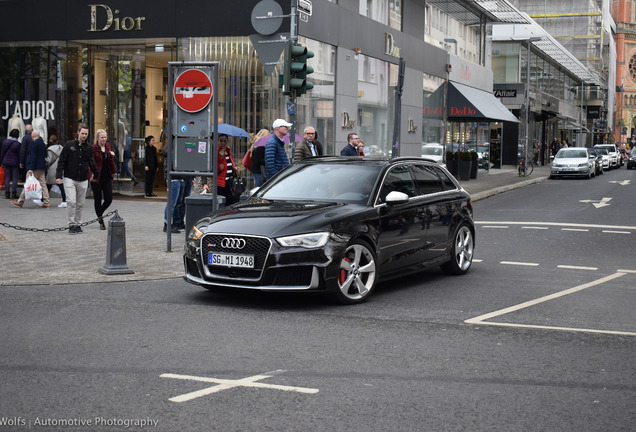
top-left (91, 179), bottom-right (113, 218)
top-left (252, 173), bottom-right (264, 187)
top-left (164, 179), bottom-right (183, 225)
top-left (3, 165), bottom-right (19, 193)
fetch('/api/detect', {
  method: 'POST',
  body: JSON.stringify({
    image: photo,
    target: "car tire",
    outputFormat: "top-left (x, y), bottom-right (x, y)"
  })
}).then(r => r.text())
top-left (441, 223), bottom-right (474, 275)
top-left (334, 240), bottom-right (378, 305)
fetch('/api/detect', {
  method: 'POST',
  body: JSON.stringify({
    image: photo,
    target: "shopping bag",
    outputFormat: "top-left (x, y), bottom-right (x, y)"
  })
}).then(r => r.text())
top-left (241, 151), bottom-right (252, 170)
top-left (24, 173), bottom-right (42, 200)
top-left (0, 166), bottom-right (5, 191)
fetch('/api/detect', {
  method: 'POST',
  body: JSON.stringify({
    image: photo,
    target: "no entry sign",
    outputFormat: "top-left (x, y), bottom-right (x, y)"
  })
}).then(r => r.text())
top-left (173, 69), bottom-right (213, 113)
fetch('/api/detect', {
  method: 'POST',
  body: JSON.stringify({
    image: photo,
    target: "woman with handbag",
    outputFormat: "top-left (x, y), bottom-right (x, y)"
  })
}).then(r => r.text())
top-left (198, 134), bottom-right (240, 205)
top-left (90, 129), bottom-right (117, 229)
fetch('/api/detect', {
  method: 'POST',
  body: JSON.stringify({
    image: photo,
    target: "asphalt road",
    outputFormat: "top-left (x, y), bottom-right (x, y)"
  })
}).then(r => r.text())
top-left (0, 168), bottom-right (634, 432)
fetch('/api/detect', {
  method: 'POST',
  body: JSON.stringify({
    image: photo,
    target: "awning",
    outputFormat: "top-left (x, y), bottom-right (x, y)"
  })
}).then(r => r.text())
top-left (563, 121), bottom-right (589, 132)
top-left (448, 82), bottom-right (520, 123)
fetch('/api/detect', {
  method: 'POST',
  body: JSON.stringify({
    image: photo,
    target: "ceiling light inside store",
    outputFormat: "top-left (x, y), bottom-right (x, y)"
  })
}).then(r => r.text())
top-left (155, 44), bottom-right (164, 53)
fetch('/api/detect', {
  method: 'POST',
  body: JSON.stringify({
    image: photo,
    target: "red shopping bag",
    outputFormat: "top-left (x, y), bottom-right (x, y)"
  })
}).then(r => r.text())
top-left (0, 166), bottom-right (5, 191)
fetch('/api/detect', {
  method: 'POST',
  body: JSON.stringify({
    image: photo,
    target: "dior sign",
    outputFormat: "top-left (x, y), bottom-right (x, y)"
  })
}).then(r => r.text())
top-left (341, 112), bottom-right (355, 128)
top-left (88, 4), bottom-right (146, 32)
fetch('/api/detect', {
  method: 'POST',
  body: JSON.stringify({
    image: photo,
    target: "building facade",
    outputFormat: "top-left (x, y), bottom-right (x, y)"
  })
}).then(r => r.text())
top-left (614, 0), bottom-right (636, 147)
top-left (0, 0), bottom-right (552, 190)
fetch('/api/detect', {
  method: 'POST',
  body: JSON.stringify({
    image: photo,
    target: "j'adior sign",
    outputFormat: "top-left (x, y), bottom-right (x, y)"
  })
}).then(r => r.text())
top-left (88, 4), bottom-right (146, 32)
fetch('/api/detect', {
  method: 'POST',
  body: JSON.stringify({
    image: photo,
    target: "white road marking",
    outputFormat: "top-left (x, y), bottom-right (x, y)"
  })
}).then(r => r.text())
top-left (161, 370), bottom-right (319, 403)
top-left (483, 225), bottom-right (508, 229)
top-left (522, 226), bottom-right (549, 230)
top-left (475, 221), bottom-right (636, 231)
top-left (562, 228), bottom-right (589, 232)
top-left (579, 197), bottom-right (612, 208)
top-left (557, 265), bottom-right (598, 271)
top-left (465, 273), bottom-right (636, 336)
top-left (617, 269), bottom-right (636, 274)
top-left (472, 259), bottom-right (483, 262)
top-left (609, 180), bottom-right (630, 185)
top-left (500, 261), bottom-right (540, 267)
top-left (603, 230), bottom-right (630, 234)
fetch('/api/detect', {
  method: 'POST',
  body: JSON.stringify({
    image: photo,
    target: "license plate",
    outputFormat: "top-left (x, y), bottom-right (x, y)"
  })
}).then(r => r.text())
top-left (208, 252), bottom-right (254, 268)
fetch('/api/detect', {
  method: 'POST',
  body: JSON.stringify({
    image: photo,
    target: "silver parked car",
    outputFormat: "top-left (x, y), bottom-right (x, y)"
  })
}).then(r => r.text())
top-left (550, 147), bottom-right (595, 179)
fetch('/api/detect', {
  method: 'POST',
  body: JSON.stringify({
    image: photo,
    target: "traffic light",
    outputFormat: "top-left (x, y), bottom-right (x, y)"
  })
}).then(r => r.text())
top-left (280, 42), bottom-right (314, 96)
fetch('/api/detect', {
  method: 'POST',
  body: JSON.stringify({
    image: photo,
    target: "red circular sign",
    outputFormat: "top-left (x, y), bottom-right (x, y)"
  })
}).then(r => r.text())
top-left (173, 69), bottom-right (213, 113)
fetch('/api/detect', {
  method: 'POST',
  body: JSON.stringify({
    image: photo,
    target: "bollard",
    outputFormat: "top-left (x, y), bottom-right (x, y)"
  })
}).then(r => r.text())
top-left (99, 211), bottom-right (134, 275)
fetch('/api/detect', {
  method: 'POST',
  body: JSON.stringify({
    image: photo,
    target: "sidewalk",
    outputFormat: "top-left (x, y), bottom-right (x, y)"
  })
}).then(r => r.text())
top-left (0, 164), bottom-right (549, 286)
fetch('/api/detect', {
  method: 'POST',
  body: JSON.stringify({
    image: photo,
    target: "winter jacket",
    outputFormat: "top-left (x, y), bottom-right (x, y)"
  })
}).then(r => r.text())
top-left (19, 132), bottom-right (32, 165)
top-left (0, 137), bottom-right (21, 167)
top-left (90, 143), bottom-right (117, 182)
top-left (264, 135), bottom-right (289, 179)
top-left (145, 144), bottom-right (158, 171)
top-left (250, 145), bottom-right (266, 179)
top-left (56, 138), bottom-right (99, 182)
top-left (26, 137), bottom-right (47, 171)
top-left (216, 147), bottom-right (235, 188)
top-left (340, 143), bottom-right (359, 156)
top-left (45, 144), bottom-right (63, 184)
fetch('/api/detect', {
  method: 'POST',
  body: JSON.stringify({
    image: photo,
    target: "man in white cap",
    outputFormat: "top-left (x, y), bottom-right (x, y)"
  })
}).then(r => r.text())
top-left (265, 118), bottom-right (292, 179)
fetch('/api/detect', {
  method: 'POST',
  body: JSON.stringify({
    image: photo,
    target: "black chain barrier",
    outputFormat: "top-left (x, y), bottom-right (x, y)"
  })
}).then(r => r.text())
top-left (0, 209), bottom-right (119, 232)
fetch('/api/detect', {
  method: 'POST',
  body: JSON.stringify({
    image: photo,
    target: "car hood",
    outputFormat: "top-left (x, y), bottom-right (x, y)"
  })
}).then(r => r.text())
top-left (198, 198), bottom-right (369, 237)
top-left (553, 157), bottom-right (588, 165)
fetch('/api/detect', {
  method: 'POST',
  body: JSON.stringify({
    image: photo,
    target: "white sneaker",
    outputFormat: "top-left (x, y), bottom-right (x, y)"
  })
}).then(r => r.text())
top-left (33, 199), bottom-right (43, 206)
top-left (58, 202), bottom-right (67, 208)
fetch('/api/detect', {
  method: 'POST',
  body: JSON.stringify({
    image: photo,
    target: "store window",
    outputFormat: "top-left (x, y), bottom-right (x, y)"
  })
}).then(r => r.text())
top-left (422, 73), bottom-right (445, 145)
top-left (179, 36), bottom-right (335, 170)
top-left (357, 54), bottom-right (395, 156)
top-left (492, 42), bottom-right (520, 83)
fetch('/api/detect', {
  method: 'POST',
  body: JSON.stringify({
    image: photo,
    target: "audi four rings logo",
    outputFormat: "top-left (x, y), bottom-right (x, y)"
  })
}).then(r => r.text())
top-left (221, 238), bottom-right (246, 249)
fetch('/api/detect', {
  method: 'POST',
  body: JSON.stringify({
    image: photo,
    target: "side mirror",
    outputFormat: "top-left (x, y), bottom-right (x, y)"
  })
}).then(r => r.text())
top-left (385, 191), bottom-right (409, 205)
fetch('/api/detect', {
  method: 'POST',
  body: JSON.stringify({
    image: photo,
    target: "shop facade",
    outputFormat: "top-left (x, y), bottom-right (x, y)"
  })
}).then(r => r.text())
top-left (1, 0), bottom-right (517, 191)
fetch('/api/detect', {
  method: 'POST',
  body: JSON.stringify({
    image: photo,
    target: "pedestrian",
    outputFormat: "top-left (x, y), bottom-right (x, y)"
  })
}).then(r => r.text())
top-left (550, 137), bottom-right (560, 159)
top-left (56, 124), bottom-right (100, 234)
top-left (1, 128), bottom-right (21, 199)
top-left (561, 139), bottom-right (568, 148)
top-left (248, 128), bottom-right (269, 187)
top-left (357, 138), bottom-right (366, 156)
top-left (340, 133), bottom-right (361, 156)
top-left (216, 133), bottom-right (238, 205)
top-left (19, 124), bottom-right (33, 172)
top-left (144, 135), bottom-right (158, 197)
top-left (265, 118), bottom-right (292, 179)
top-left (11, 130), bottom-right (50, 208)
top-left (293, 126), bottom-right (321, 162)
top-left (45, 134), bottom-right (68, 207)
top-left (90, 129), bottom-right (117, 230)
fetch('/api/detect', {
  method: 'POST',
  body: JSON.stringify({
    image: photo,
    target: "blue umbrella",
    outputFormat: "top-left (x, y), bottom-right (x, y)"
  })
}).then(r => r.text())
top-left (210, 123), bottom-right (250, 138)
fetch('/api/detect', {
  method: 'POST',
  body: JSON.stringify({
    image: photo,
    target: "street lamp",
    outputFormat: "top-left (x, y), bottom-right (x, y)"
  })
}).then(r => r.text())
top-left (523, 37), bottom-right (542, 176)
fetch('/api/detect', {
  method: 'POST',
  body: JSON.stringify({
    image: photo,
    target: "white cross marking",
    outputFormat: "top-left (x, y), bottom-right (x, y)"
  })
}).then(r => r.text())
top-left (161, 370), bottom-right (319, 403)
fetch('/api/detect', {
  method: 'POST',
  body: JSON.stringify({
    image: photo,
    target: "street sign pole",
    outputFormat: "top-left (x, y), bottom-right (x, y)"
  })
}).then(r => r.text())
top-left (289, 0), bottom-right (298, 161)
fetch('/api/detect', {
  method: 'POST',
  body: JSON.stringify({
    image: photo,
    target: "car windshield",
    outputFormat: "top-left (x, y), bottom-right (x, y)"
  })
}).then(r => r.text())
top-left (596, 148), bottom-right (608, 155)
top-left (556, 149), bottom-right (588, 159)
top-left (255, 163), bottom-right (382, 204)
top-left (422, 146), bottom-right (443, 156)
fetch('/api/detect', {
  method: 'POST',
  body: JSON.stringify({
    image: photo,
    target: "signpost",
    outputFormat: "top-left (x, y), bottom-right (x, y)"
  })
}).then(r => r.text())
top-left (173, 69), bottom-right (213, 113)
top-left (166, 62), bottom-right (219, 252)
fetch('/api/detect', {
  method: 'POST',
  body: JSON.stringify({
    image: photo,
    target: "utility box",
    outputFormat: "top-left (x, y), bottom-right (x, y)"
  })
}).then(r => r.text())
top-left (185, 194), bottom-right (225, 236)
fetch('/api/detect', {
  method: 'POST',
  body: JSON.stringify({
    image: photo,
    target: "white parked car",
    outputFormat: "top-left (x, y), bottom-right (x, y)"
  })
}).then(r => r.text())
top-left (594, 144), bottom-right (619, 168)
top-left (550, 148), bottom-right (595, 179)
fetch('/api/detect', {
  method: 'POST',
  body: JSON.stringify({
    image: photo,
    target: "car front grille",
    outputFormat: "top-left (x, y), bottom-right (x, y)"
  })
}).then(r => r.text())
top-left (200, 234), bottom-right (271, 280)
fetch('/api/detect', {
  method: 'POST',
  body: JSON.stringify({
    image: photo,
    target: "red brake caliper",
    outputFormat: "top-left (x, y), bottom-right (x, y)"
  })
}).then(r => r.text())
top-left (339, 257), bottom-right (351, 284)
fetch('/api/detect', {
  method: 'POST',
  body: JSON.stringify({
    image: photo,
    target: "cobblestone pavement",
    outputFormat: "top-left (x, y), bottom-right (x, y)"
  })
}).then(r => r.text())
top-left (0, 164), bottom-right (549, 286)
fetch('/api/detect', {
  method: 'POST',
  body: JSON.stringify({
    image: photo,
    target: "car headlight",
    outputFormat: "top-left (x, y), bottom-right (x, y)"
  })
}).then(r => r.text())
top-left (578, 163), bottom-right (588, 167)
top-left (276, 232), bottom-right (330, 248)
